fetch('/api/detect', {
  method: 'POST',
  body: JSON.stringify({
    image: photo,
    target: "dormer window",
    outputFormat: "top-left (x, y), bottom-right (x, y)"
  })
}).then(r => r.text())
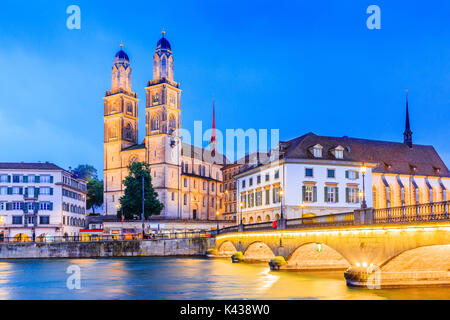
top-left (409, 164), bottom-right (417, 172)
top-left (310, 144), bottom-right (323, 158)
top-left (332, 145), bottom-right (345, 159)
top-left (434, 167), bottom-right (441, 174)
top-left (385, 162), bottom-right (392, 170)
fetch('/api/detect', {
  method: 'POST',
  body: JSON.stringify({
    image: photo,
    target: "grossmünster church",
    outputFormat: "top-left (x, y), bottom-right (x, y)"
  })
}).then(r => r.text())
top-left (103, 31), bottom-right (226, 219)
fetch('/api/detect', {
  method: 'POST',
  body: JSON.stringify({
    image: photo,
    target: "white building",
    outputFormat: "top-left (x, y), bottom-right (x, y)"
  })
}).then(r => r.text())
top-left (235, 129), bottom-right (450, 224)
top-left (0, 163), bottom-right (87, 241)
top-left (235, 142), bottom-right (373, 224)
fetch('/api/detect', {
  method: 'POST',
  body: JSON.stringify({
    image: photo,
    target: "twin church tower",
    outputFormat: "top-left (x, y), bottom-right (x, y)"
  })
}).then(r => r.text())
top-left (103, 31), bottom-right (225, 219)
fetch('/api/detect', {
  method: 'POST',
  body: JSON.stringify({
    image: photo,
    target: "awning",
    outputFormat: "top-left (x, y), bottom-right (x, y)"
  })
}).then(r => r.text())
top-left (381, 175), bottom-right (389, 187)
top-left (425, 178), bottom-right (433, 190)
top-left (411, 177), bottom-right (418, 189)
top-left (439, 179), bottom-right (446, 191)
top-left (396, 176), bottom-right (404, 188)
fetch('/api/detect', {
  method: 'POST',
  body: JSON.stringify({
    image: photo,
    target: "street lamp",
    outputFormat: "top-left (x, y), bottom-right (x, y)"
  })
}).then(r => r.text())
top-left (279, 190), bottom-right (284, 220)
top-left (216, 211), bottom-right (220, 234)
top-left (300, 202), bottom-right (305, 222)
top-left (239, 202), bottom-right (244, 225)
top-left (361, 166), bottom-right (367, 209)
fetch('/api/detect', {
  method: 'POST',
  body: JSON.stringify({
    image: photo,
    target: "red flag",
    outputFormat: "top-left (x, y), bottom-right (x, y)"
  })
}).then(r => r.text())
top-left (272, 221), bottom-right (277, 229)
top-left (121, 212), bottom-right (124, 224)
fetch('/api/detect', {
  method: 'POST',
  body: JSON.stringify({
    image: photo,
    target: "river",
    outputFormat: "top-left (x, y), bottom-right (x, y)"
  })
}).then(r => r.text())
top-left (0, 257), bottom-right (448, 300)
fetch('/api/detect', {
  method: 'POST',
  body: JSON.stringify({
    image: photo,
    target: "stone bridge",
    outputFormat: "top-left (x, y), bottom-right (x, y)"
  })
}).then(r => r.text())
top-left (215, 203), bottom-right (450, 288)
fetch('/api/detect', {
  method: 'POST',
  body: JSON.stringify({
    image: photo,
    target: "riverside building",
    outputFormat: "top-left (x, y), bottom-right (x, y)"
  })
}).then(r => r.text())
top-left (0, 162), bottom-right (87, 241)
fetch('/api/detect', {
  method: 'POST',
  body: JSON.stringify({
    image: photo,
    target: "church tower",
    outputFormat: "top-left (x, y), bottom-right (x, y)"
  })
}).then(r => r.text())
top-left (403, 89), bottom-right (413, 148)
top-left (145, 31), bottom-right (182, 217)
top-left (103, 44), bottom-right (139, 214)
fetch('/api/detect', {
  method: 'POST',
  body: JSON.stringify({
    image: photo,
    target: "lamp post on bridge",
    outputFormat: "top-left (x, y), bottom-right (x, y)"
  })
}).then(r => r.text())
top-left (361, 166), bottom-right (367, 209)
top-left (300, 202), bottom-right (305, 222)
top-left (216, 211), bottom-right (220, 235)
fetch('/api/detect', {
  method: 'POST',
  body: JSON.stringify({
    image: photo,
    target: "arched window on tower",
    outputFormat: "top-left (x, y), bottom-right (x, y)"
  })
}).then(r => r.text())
top-left (125, 123), bottom-right (133, 141)
top-left (151, 115), bottom-right (160, 131)
top-left (127, 103), bottom-right (133, 114)
top-left (169, 114), bottom-right (176, 131)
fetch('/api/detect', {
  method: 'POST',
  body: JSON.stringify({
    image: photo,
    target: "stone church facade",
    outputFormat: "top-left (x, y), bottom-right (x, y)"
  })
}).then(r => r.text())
top-left (103, 32), bottom-right (225, 220)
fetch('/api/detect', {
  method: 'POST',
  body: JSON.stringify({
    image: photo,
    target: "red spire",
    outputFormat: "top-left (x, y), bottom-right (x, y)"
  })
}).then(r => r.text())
top-left (210, 98), bottom-right (217, 157)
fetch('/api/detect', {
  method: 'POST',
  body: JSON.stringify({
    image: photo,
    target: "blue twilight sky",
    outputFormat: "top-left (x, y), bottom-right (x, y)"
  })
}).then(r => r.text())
top-left (0, 0), bottom-right (449, 174)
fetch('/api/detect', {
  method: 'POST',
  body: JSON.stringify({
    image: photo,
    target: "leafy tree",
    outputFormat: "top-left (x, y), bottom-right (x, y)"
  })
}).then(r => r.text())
top-left (119, 162), bottom-right (164, 219)
top-left (86, 179), bottom-right (104, 214)
top-left (73, 164), bottom-right (98, 180)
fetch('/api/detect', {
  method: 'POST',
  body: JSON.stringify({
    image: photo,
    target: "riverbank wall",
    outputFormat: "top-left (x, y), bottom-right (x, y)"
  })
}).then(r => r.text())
top-left (0, 238), bottom-right (210, 259)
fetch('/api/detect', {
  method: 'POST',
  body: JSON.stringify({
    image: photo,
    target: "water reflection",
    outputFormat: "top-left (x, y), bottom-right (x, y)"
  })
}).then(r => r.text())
top-left (0, 257), bottom-right (448, 300)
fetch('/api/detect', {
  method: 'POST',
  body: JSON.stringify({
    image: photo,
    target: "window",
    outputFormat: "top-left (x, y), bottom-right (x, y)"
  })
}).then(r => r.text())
top-left (12, 216), bottom-right (23, 225)
top-left (302, 185), bottom-right (316, 202)
top-left (273, 187), bottom-right (280, 203)
top-left (0, 175), bottom-right (9, 183)
top-left (12, 187), bottom-right (23, 195)
top-left (327, 169), bottom-right (335, 178)
top-left (325, 186), bottom-right (338, 203)
top-left (0, 202), bottom-right (4, 211)
top-left (265, 189), bottom-right (270, 205)
top-left (184, 194), bottom-right (187, 206)
top-left (257, 175), bottom-right (261, 184)
top-left (39, 202), bottom-right (52, 211)
top-left (249, 178), bottom-right (253, 187)
top-left (346, 170), bottom-right (359, 180)
top-left (333, 146), bottom-right (345, 159)
top-left (242, 180), bottom-right (246, 189)
top-left (184, 178), bottom-right (188, 188)
top-left (0, 187), bottom-right (7, 195)
top-left (211, 183), bottom-right (215, 192)
top-left (274, 170), bottom-right (280, 179)
top-left (13, 175), bottom-right (23, 183)
top-left (265, 173), bottom-right (270, 182)
top-left (346, 187), bottom-right (359, 203)
top-left (39, 216), bottom-right (50, 225)
top-left (39, 187), bottom-right (52, 195)
top-left (40, 175), bottom-right (52, 183)
top-left (256, 191), bottom-right (262, 206)
top-left (311, 144), bottom-right (323, 158)
top-left (305, 168), bottom-right (313, 178)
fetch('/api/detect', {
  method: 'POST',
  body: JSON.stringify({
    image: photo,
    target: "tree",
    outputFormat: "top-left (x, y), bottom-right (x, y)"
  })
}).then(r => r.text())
top-left (119, 162), bottom-right (164, 219)
top-left (73, 164), bottom-right (98, 180)
top-left (86, 179), bottom-right (104, 214)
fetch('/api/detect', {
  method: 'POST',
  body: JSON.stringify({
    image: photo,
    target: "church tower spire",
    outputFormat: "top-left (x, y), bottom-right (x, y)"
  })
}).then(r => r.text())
top-left (403, 89), bottom-right (413, 148)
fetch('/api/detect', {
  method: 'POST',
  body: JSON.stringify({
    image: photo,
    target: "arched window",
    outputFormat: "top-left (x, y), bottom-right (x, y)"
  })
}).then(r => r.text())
top-left (130, 156), bottom-right (138, 165)
top-left (127, 103), bottom-right (133, 114)
top-left (151, 116), bottom-right (160, 131)
top-left (125, 123), bottom-right (133, 140)
top-left (169, 114), bottom-right (176, 131)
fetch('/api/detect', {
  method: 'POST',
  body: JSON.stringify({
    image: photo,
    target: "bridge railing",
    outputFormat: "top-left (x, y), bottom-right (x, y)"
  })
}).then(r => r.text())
top-left (373, 200), bottom-right (449, 224)
top-left (218, 201), bottom-right (450, 235)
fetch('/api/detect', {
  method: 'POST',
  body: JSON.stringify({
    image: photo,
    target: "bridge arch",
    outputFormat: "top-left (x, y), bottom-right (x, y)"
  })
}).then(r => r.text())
top-left (285, 242), bottom-right (350, 271)
top-left (380, 244), bottom-right (450, 273)
top-left (217, 241), bottom-right (237, 256)
top-left (243, 241), bottom-right (276, 262)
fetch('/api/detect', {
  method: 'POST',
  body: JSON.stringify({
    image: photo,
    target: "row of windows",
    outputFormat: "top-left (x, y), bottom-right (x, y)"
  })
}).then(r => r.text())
top-left (63, 188), bottom-right (83, 201)
top-left (241, 170), bottom-right (279, 189)
top-left (62, 175), bottom-right (86, 192)
top-left (181, 162), bottom-right (221, 180)
top-left (62, 203), bottom-right (85, 214)
top-left (376, 182), bottom-right (447, 208)
top-left (241, 187), bottom-right (282, 209)
top-left (181, 194), bottom-right (223, 209)
top-left (183, 178), bottom-right (222, 192)
top-left (0, 174), bottom-right (53, 183)
top-left (0, 202), bottom-right (53, 211)
top-left (304, 168), bottom-right (359, 179)
top-left (0, 186), bottom-right (53, 196)
top-left (62, 216), bottom-right (85, 227)
top-left (11, 215), bottom-right (50, 225)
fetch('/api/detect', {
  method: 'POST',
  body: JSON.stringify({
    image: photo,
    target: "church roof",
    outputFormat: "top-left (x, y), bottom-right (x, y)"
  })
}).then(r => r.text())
top-left (156, 36), bottom-right (171, 51)
top-left (181, 142), bottom-right (228, 165)
top-left (280, 132), bottom-right (450, 177)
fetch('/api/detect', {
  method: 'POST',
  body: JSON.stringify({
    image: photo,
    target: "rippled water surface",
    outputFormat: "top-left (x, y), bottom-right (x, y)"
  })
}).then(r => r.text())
top-left (0, 257), bottom-right (448, 300)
